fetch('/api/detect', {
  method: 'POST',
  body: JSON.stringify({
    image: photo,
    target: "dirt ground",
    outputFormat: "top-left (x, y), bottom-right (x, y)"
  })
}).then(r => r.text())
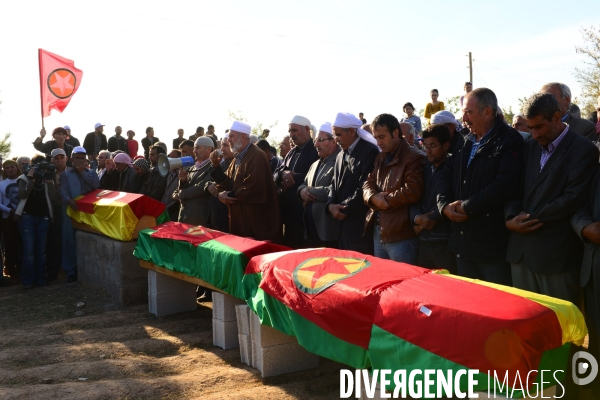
top-left (0, 274), bottom-right (345, 400)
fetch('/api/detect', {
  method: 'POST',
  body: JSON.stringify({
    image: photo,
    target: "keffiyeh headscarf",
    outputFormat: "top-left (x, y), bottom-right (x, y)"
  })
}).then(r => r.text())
top-left (133, 158), bottom-right (150, 172)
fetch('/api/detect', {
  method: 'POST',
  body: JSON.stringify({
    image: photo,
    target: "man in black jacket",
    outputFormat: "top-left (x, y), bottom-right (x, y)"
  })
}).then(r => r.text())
top-left (107, 126), bottom-right (128, 152)
top-left (437, 88), bottom-right (523, 285)
top-left (410, 124), bottom-right (455, 273)
top-left (273, 116), bottom-right (319, 248)
top-left (83, 123), bottom-right (108, 162)
top-left (141, 126), bottom-right (159, 160)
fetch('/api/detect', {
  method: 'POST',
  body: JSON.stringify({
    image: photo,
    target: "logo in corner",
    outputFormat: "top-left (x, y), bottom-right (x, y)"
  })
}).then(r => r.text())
top-left (293, 257), bottom-right (370, 294)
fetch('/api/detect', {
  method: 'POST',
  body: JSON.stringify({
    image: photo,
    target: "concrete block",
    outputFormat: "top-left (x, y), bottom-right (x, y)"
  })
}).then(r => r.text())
top-left (252, 341), bottom-right (319, 378)
top-left (212, 292), bottom-right (246, 322)
top-left (235, 304), bottom-right (251, 336)
top-left (238, 334), bottom-right (251, 364)
top-left (148, 290), bottom-right (197, 317)
top-left (212, 318), bottom-right (239, 349)
top-left (148, 270), bottom-right (196, 295)
top-left (249, 311), bottom-right (296, 347)
top-left (76, 230), bottom-right (148, 305)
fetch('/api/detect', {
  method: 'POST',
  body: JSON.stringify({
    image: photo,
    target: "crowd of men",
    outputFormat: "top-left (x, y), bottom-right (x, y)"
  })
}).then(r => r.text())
top-left (2, 81), bottom-right (600, 397)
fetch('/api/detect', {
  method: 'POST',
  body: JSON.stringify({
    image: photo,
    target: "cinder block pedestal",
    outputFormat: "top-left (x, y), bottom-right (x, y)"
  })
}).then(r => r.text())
top-left (147, 270), bottom-right (197, 316)
top-left (212, 292), bottom-right (246, 349)
top-left (76, 230), bottom-right (148, 305)
top-left (241, 308), bottom-right (319, 377)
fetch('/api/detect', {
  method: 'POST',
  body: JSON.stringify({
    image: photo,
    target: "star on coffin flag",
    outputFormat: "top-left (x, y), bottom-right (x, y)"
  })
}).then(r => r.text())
top-left (39, 49), bottom-right (83, 117)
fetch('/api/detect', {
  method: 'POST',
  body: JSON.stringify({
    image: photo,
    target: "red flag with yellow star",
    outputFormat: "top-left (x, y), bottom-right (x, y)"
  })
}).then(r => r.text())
top-left (39, 49), bottom-right (83, 117)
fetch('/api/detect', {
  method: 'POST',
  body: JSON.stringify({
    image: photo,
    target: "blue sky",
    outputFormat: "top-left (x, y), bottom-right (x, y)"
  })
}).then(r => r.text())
top-left (1, 0), bottom-right (599, 158)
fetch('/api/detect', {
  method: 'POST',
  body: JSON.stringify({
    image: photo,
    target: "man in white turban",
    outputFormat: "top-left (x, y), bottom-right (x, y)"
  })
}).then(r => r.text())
top-left (216, 121), bottom-right (282, 242)
top-left (273, 115), bottom-right (319, 248)
top-left (431, 110), bottom-right (465, 151)
top-left (327, 112), bottom-right (380, 253)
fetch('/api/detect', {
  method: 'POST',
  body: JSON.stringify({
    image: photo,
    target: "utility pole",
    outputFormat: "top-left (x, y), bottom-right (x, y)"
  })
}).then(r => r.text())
top-left (468, 52), bottom-right (473, 84)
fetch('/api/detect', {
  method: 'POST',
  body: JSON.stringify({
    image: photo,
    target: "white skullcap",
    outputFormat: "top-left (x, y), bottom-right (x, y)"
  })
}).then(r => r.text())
top-left (332, 112), bottom-right (378, 147)
top-left (318, 122), bottom-right (332, 135)
top-left (230, 120), bottom-right (251, 135)
top-left (431, 110), bottom-right (461, 132)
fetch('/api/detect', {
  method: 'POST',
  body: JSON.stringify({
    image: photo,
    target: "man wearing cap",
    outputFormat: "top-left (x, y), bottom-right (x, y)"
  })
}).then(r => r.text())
top-left (33, 127), bottom-right (74, 162)
top-left (63, 126), bottom-right (80, 147)
top-left (327, 112), bottom-right (380, 253)
top-left (100, 153), bottom-right (136, 192)
top-left (172, 137), bottom-right (214, 225)
top-left (107, 126), bottom-right (128, 152)
top-left (83, 123), bottom-right (108, 163)
top-left (431, 110), bottom-right (467, 152)
top-left (216, 121), bottom-right (282, 242)
top-left (273, 116), bottom-right (319, 248)
top-left (59, 146), bottom-right (100, 282)
top-left (46, 148), bottom-right (68, 281)
top-left (298, 122), bottom-right (342, 248)
top-left (140, 145), bottom-right (167, 201)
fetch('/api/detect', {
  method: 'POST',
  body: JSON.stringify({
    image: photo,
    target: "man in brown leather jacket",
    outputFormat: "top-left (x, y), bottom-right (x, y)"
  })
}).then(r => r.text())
top-left (363, 114), bottom-right (425, 264)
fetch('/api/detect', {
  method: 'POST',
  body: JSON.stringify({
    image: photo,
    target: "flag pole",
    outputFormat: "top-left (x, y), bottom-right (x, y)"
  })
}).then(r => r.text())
top-left (38, 49), bottom-right (45, 129)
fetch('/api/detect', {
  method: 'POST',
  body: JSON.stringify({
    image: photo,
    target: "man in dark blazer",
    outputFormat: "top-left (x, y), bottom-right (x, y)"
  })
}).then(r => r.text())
top-left (437, 88), bottom-right (523, 286)
top-left (273, 116), bottom-right (319, 248)
top-left (572, 166), bottom-right (600, 394)
top-left (541, 82), bottom-right (597, 141)
top-left (172, 137), bottom-right (214, 225)
top-left (327, 113), bottom-right (379, 254)
top-left (83, 123), bottom-right (108, 162)
top-left (298, 123), bottom-right (341, 248)
top-left (505, 92), bottom-right (598, 305)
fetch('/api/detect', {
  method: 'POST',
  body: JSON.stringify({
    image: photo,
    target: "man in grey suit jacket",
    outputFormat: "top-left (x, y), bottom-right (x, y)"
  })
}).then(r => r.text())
top-left (572, 166), bottom-right (600, 392)
top-left (298, 124), bottom-right (341, 248)
top-left (505, 93), bottom-right (598, 305)
top-left (541, 82), bottom-right (597, 140)
top-left (173, 137), bottom-right (214, 226)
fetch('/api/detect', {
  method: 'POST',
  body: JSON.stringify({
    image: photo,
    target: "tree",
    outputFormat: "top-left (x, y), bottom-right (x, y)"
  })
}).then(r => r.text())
top-left (0, 95), bottom-right (12, 158)
top-left (502, 106), bottom-right (515, 125)
top-left (444, 96), bottom-right (461, 116)
top-left (227, 110), bottom-right (278, 138)
top-left (574, 25), bottom-right (600, 118)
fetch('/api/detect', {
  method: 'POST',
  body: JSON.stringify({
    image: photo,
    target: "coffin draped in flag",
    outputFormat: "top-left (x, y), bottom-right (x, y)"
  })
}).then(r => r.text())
top-left (242, 248), bottom-right (587, 397)
top-left (39, 49), bottom-right (83, 117)
top-left (133, 222), bottom-right (289, 299)
top-left (67, 190), bottom-right (169, 241)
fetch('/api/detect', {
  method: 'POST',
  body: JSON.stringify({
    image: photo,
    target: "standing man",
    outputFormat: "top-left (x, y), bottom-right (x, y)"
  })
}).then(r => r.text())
top-left (279, 136), bottom-right (291, 159)
top-left (141, 127), bottom-right (159, 160)
top-left (64, 125), bottom-right (80, 147)
top-left (207, 135), bottom-right (235, 232)
top-left (173, 128), bottom-right (185, 151)
top-left (327, 112), bottom-right (379, 254)
top-left (364, 113), bottom-right (425, 264)
top-left (107, 126), bottom-right (128, 152)
top-left (173, 137), bottom-right (214, 225)
top-left (541, 82), bottom-right (597, 140)
top-left (573, 166), bottom-right (600, 398)
top-left (437, 88), bottom-right (523, 285)
top-left (206, 125), bottom-right (219, 140)
top-left (298, 122), bottom-right (341, 248)
top-left (83, 123), bottom-right (108, 163)
top-left (0, 160), bottom-right (22, 281)
top-left (47, 148), bottom-right (68, 281)
top-left (459, 81), bottom-right (473, 109)
top-left (161, 149), bottom-right (181, 222)
top-left (96, 150), bottom-right (111, 181)
top-left (140, 145), bottom-right (167, 201)
top-left (59, 146), bottom-right (100, 282)
top-left (410, 124), bottom-right (455, 272)
top-left (216, 121), bottom-right (282, 242)
top-left (33, 127), bottom-right (74, 161)
top-left (273, 115), bottom-right (319, 248)
top-left (358, 112), bottom-right (367, 124)
top-left (506, 92), bottom-right (598, 302)
top-left (189, 126), bottom-right (204, 141)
